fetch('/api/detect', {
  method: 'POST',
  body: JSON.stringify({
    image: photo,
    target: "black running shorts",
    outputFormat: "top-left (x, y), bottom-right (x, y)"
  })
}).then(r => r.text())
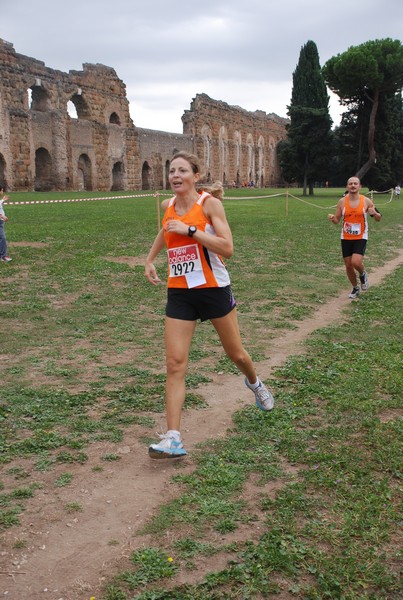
top-left (341, 239), bottom-right (367, 258)
top-left (166, 285), bottom-right (237, 322)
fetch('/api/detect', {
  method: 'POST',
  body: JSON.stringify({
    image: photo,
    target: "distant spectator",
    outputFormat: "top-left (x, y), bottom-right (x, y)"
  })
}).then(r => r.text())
top-left (0, 186), bottom-right (12, 263)
top-left (395, 184), bottom-right (400, 199)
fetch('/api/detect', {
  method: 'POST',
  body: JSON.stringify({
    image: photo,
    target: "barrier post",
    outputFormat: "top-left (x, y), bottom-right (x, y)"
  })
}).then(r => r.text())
top-left (156, 192), bottom-right (161, 232)
top-left (286, 189), bottom-right (289, 217)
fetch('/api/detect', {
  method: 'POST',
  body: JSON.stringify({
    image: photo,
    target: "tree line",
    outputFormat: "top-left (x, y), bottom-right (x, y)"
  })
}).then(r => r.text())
top-left (278, 39), bottom-right (403, 195)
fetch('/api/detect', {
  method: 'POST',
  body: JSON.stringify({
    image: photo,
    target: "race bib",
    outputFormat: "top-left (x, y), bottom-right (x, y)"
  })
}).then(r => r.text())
top-left (167, 244), bottom-right (203, 278)
top-left (344, 221), bottom-right (361, 235)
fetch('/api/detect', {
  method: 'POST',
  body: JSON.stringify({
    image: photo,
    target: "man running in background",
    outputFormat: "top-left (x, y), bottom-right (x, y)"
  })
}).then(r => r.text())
top-left (328, 176), bottom-right (382, 299)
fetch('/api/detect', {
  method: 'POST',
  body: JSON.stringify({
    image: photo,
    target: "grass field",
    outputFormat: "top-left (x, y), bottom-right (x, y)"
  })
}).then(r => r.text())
top-left (0, 187), bottom-right (402, 599)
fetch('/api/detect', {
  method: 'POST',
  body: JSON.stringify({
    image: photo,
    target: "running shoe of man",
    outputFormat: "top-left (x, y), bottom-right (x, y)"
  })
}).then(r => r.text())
top-left (359, 271), bottom-right (369, 291)
top-left (348, 286), bottom-right (360, 299)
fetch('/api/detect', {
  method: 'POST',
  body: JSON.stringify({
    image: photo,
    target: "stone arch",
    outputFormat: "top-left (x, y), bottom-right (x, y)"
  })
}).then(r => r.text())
top-left (267, 136), bottom-right (277, 185)
top-left (246, 133), bottom-right (255, 183)
top-left (35, 147), bottom-right (53, 191)
top-left (234, 131), bottom-right (241, 168)
top-left (142, 161), bottom-right (152, 190)
top-left (257, 136), bottom-right (265, 188)
top-left (219, 126), bottom-right (228, 184)
top-left (77, 154), bottom-right (92, 190)
top-left (28, 82), bottom-right (51, 112)
top-left (0, 154), bottom-right (8, 190)
top-left (69, 91), bottom-right (91, 120)
top-left (67, 100), bottom-right (78, 119)
top-left (164, 160), bottom-right (170, 190)
top-left (201, 125), bottom-right (212, 175)
top-left (109, 112), bottom-right (121, 125)
top-left (112, 161), bottom-right (124, 191)
top-left (233, 131), bottom-right (242, 186)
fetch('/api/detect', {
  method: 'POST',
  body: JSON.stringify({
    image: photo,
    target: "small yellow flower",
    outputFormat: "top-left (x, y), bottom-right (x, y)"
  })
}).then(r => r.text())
top-left (167, 556), bottom-right (174, 563)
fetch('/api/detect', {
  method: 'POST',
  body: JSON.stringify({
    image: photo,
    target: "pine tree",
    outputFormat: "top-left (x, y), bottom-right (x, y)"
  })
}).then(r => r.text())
top-left (323, 38), bottom-right (403, 182)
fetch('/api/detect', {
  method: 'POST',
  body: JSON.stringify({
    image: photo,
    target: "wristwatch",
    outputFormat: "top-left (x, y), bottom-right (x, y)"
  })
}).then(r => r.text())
top-left (188, 226), bottom-right (197, 237)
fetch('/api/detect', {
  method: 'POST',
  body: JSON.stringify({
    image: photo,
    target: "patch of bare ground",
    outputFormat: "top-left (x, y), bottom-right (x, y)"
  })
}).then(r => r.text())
top-left (378, 408), bottom-right (403, 423)
top-left (1, 250), bottom-right (402, 600)
top-left (9, 242), bottom-right (51, 248)
top-left (103, 255), bottom-right (165, 269)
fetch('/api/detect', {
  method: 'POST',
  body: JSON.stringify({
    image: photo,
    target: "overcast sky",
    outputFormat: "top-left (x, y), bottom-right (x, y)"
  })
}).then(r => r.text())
top-left (2, 0), bottom-right (402, 133)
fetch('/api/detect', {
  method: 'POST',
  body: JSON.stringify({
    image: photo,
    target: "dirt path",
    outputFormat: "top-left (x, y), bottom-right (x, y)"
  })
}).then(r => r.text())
top-left (1, 250), bottom-right (402, 600)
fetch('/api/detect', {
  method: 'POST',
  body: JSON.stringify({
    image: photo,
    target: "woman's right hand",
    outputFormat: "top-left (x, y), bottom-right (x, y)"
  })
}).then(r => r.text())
top-left (145, 261), bottom-right (162, 285)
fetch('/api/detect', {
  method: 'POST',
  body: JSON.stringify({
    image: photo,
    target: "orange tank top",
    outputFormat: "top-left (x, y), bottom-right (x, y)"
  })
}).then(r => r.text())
top-left (162, 192), bottom-right (231, 289)
top-left (341, 195), bottom-right (368, 240)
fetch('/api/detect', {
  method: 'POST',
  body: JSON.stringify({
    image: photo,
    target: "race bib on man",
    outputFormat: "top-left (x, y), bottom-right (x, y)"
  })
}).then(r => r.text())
top-left (167, 244), bottom-right (203, 278)
top-left (344, 221), bottom-right (361, 235)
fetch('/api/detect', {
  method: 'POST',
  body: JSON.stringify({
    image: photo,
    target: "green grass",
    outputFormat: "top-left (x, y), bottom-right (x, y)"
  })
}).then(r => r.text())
top-left (0, 187), bottom-right (402, 599)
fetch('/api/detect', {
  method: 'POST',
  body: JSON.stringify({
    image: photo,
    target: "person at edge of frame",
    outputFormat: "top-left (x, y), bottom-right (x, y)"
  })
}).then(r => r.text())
top-left (0, 185), bottom-right (12, 263)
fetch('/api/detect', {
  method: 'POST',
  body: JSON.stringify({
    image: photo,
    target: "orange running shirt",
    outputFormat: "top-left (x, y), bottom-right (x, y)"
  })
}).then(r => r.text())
top-left (162, 192), bottom-right (231, 289)
top-left (341, 194), bottom-right (368, 240)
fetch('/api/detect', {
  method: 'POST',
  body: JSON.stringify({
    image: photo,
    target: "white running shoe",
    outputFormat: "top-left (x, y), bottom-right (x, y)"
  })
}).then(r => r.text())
top-left (148, 433), bottom-right (187, 459)
top-left (348, 286), bottom-right (360, 299)
top-left (359, 272), bottom-right (369, 291)
top-left (245, 378), bottom-right (274, 411)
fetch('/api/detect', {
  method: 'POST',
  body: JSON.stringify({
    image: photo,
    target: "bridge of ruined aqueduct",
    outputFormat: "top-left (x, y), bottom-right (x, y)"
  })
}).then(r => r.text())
top-left (0, 39), bottom-right (288, 192)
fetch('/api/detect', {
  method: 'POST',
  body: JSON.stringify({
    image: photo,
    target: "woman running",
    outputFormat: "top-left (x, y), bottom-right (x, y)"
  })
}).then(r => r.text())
top-left (145, 151), bottom-right (274, 459)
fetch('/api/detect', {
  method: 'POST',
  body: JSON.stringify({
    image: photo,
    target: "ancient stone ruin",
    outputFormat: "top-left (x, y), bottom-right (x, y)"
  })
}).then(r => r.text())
top-left (0, 39), bottom-right (288, 192)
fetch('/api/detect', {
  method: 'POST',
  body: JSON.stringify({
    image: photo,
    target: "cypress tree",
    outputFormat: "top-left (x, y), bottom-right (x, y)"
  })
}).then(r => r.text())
top-left (278, 40), bottom-right (333, 195)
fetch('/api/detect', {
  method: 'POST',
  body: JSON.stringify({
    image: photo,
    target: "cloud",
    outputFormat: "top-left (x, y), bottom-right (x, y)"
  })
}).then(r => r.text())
top-left (1, 0), bottom-right (402, 132)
